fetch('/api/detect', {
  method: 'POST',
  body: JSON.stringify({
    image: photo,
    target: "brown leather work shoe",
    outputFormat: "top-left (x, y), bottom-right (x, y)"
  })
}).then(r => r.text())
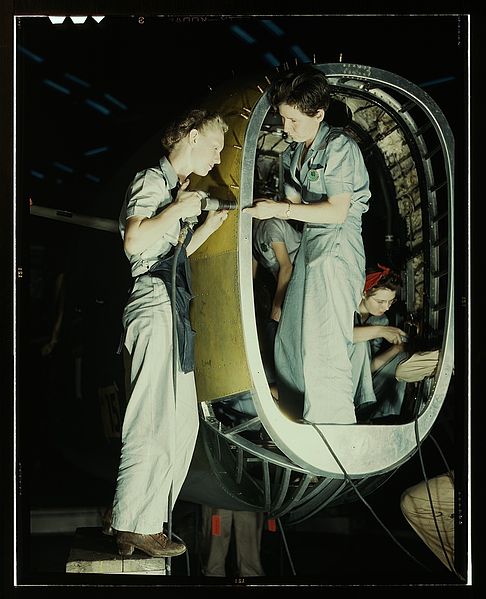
top-left (116, 530), bottom-right (186, 558)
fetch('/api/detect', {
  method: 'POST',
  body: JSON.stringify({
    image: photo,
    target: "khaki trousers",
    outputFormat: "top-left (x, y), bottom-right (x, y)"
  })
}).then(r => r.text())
top-left (201, 506), bottom-right (265, 577)
top-left (400, 473), bottom-right (454, 570)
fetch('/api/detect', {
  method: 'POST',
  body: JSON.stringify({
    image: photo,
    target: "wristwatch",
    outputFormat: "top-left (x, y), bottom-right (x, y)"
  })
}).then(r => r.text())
top-left (285, 201), bottom-right (291, 219)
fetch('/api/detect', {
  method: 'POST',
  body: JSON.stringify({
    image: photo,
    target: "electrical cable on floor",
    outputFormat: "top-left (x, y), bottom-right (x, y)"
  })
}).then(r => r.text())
top-left (171, 531), bottom-right (191, 576)
top-left (309, 422), bottom-right (432, 572)
top-left (429, 433), bottom-right (453, 479)
top-left (276, 517), bottom-right (297, 576)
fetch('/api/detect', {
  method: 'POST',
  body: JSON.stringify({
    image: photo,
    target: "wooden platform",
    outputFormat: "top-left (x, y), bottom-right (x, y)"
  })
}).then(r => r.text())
top-left (66, 527), bottom-right (166, 574)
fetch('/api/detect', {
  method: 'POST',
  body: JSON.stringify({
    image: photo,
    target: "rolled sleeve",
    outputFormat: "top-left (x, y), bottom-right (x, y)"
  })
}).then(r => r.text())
top-left (265, 219), bottom-right (287, 244)
top-left (323, 135), bottom-right (356, 198)
top-left (126, 168), bottom-right (171, 219)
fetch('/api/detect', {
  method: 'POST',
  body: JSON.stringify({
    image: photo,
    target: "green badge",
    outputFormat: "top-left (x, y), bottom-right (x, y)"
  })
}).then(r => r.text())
top-left (308, 169), bottom-right (319, 182)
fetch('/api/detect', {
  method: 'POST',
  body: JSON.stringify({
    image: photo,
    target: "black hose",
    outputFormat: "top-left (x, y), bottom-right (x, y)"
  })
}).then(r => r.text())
top-left (414, 420), bottom-right (465, 580)
top-left (276, 518), bottom-right (297, 575)
top-left (166, 233), bottom-right (185, 576)
top-left (309, 422), bottom-right (432, 572)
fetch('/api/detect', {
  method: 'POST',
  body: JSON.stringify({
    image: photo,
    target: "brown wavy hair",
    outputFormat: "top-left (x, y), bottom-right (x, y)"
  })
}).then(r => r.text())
top-left (268, 65), bottom-right (331, 117)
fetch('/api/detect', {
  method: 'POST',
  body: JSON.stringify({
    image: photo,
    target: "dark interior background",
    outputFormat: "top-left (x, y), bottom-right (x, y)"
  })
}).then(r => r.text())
top-left (4, 8), bottom-right (473, 588)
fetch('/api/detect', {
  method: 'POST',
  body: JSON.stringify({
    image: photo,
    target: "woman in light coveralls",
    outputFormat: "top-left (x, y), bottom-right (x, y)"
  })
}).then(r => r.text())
top-left (111, 110), bottom-right (229, 558)
top-left (244, 66), bottom-right (370, 424)
top-left (252, 218), bottom-right (302, 395)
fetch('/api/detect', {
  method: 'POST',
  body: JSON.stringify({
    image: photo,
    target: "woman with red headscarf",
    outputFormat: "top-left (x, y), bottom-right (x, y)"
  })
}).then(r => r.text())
top-left (351, 264), bottom-right (439, 422)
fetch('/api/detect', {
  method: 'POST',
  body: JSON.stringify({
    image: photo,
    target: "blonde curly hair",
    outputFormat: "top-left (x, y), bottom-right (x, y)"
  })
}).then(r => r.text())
top-left (161, 109), bottom-right (228, 153)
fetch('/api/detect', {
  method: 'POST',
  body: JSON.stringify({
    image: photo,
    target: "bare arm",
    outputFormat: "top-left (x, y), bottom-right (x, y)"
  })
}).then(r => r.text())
top-left (353, 324), bottom-right (407, 374)
top-left (185, 209), bottom-right (229, 256)
top-left (353, 324), bottom-right (406, 344)
top-left (243, 193), bottom-right (351, 224)
top-left (123, 180), bottom-right (202, 256)
top-left (270, 241), bottom-right (293, 322)
top-left (252, 256), bottom-right (259, 279)
top-left (370, 343), bottom-right (406, 373)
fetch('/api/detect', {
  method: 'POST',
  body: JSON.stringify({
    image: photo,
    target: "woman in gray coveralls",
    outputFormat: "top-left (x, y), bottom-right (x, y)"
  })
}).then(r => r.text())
top-left (244, 65), bottom-right (370, 424)
top-left (111, 110), bottom-right (229, 558)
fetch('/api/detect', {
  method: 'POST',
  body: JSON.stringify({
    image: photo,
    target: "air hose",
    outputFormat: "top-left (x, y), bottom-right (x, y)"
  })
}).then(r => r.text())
top-left (166, 223), bottom-right (191, 575)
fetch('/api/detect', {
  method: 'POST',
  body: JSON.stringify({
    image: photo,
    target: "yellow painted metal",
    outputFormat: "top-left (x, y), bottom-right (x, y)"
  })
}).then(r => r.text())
top-left (189, 75), bottom-right (271, 402)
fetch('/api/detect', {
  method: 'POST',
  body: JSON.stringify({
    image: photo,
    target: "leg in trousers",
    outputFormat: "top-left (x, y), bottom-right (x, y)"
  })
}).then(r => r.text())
top-left (233, 511), bottom-right (265, 577)
top-left (200, 506), bottom-right (233, 577)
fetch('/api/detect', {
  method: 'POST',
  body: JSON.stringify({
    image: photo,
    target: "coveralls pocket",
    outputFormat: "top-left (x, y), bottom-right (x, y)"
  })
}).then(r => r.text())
top-left (302, 176), bottom-right (325, 204)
